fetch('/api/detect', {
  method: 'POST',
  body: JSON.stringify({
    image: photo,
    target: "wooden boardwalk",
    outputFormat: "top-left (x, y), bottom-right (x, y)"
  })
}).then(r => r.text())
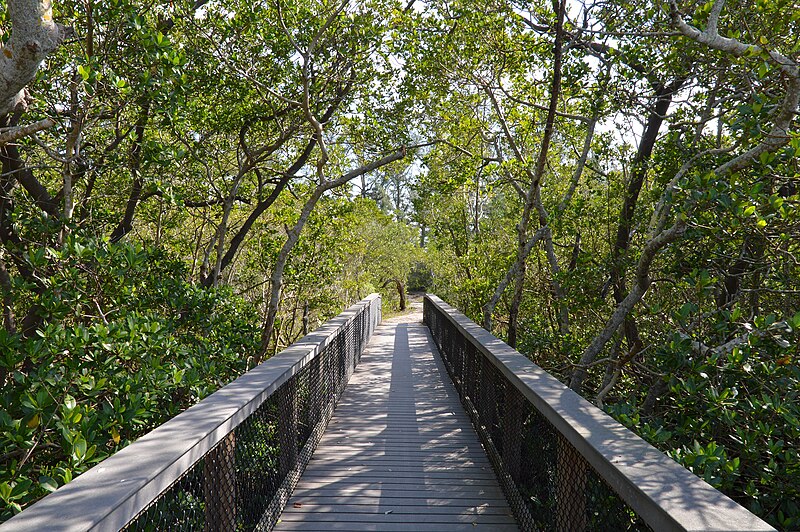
top-left (275, 312), bottom-right (517, 531)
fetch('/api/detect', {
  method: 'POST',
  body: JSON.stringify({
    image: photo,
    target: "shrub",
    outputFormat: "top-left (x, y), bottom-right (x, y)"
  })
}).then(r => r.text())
top-left (0, 237), bottom-right (259, 520)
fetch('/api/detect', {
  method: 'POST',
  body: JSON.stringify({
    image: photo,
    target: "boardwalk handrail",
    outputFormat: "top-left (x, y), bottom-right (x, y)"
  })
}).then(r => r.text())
top-left (3, 294), bottom-right (381, 532)
top-left (423, 294), bottom-right (774, 532)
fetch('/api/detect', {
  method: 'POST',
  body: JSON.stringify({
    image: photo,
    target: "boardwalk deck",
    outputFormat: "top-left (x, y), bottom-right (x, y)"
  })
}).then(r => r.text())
top-left (275, 309), bottom-right (517, 531)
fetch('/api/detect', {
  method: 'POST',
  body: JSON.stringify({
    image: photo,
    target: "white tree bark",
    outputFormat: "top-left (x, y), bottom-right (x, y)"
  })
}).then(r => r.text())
top-left (569, 219), bottom-right (687, 392)
top-left (0, 0), bottom-right (66, 117)
top-left (569, 3), bottom-right (800, 395)
top-left (0, 117), bottom-right (54, 145)
top-left (669, 0), bottom-right (800, 177)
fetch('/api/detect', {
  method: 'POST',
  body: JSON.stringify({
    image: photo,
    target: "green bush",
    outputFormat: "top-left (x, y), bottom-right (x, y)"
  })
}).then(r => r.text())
top-left (608, 312), bottom-right (800, 530)
top-left (0, 237), bottom-right (259, 520)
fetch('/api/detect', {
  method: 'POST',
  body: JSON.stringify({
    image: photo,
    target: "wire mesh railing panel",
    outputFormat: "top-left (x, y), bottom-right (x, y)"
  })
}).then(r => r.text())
top-left (124, 389), bottom-right (285, 532)
top-left (123, 306), bottom-right (373, 532)
top-left (5, 295), bottom-right (380, 532)
top-left (425, 297), bottom-right (651, 532)
top-left (424, 294), bottom-right (777, 532)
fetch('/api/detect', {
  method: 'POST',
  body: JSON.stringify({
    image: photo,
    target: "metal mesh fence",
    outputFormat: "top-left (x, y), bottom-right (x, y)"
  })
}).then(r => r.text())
top-left (424, 299), bottom-right (651, 532)
top-left (123, 301), bottom-right (375, 532)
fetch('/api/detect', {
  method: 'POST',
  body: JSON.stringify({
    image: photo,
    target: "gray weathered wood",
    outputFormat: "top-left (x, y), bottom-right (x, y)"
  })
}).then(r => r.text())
top-left (2, 295), bottom-right (381, 532)
top-left (275, 321), bottom-right (517, 531)
top-left (275, 523), bottom-right (519, 531)
top-left (424, 294), bottom-right (775, 532)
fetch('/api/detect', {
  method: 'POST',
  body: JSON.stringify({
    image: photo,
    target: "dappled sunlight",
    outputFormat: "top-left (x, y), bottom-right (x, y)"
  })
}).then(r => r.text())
top-left (277, 315), bottom-right (516, 529)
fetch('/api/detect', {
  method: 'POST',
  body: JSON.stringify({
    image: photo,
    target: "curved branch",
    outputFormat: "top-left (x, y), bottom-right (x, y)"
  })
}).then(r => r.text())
top-left (569, 219), bottom-right (687, 392)
top-left (0, 118), bottom-right (56, 146)
top-left (669, 0), bottom-right (800, 176)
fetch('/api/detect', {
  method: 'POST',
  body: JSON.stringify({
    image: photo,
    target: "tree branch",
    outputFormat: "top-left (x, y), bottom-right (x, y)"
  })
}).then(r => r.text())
top-left (0, 118), bottom-right (56, 146)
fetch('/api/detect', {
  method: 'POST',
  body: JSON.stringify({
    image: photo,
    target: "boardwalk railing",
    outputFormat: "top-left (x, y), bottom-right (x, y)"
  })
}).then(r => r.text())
top-left (3, 294), bottom-right (381, 532)
top-left (423, 294), bottom-right (774, 532)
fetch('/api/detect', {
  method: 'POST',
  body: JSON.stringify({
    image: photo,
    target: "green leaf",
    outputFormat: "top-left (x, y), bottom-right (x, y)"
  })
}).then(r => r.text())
top-left (39, 476), bottom-right (58, 493)
top-left (77, 65), bottom-right (90, 81)
top-left (73, 437), bottom-right (87, 461)
top-left (63, 395), bottom-right (76, 412)
top-left (9, 479), bottom-right (32, 499)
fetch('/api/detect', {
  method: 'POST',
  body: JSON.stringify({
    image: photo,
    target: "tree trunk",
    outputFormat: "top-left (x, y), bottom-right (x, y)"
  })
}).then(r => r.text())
top-left (609, 82), bottom-right (680, 287)
top-left (396, 280), bottom-right (406, 311)
top-left (607, 80), bottom-right (682, 372)
top-left (205, 139), bottom-right (316, 287)
top-left (255, 149), bottom-right (407, 365)
top-left (717, 234), bottom-right (766, 308)
top-left (0, 253), bottom-right (15, 333)
top-left (210, 172), bottom-right (246, 287)
top-left (110, 102), bottom-right (150, 243)
top-left (257, 188), bottom-right (323, 364)
top-left (0, 0), bottom-right (66, 117)
top-left (481, 0), bottom-right (566, 336)
top-left (570, 220), bottom-right (686, 393)
top-left (483, 226), bottom-right (548, 330)
top-left (507, 259), bottom-right (526, 348)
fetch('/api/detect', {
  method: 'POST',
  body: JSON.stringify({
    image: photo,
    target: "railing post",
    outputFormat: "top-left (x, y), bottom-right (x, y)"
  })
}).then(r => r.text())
top-left (465, 344), bottom-right (479, 404)
top-left (310, 356), bottom-right (323, 428)
top-left (480, 356), bottom-right (497, 438)
top-left (278, 379), bottom-right (298, 477)
top-left (336, 333), bottom-right (347, 397)
top-left (203, 432), bottom-right (236, 532)
top-left (556, 434), bottom-right (587, 532)
top-left (502, 383), bottom-right (524, 483)
top-left (349, 315), bottom-right (359, 376)
top-left (453, 329), bottom-right (464, 391)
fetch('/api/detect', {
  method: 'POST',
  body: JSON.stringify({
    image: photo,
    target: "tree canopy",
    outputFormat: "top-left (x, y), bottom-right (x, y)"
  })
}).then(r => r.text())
top-left (0, 0), bottom-right (798, 528)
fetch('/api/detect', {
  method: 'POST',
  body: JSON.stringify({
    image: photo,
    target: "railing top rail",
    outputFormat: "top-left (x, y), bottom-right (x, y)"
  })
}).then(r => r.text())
top-left (3, 294), bottom-right (381, 532)
top-left (424, 294), bottom-right (774, 532)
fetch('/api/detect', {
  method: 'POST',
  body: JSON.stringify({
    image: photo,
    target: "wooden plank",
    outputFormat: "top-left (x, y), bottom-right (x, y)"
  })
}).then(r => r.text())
top-left (275, 320), bottom-right (517, 531)
top-left (309, 452), bottom-right (490, 460)
top-left (302, 466), bottom-right (495, 475)
top-left (312, 436), bottom-right (479, 447)
top-left (275, 521), bottom-right (519, 532)
top-left (309, 449), bottom-right (489, 458)
top-left (299, 471), bottom-right (498, 481)
top-left (289, 488), bottom-right (507, 500)
top-left (279, 512), bottom-right (516, 524)
top-left (317, 443), bottom-right (486, 451)
top-left (279, 496), bottom-right (510, 507)
top-left (287, 477), bottom-right (498, 487)
top-left (299, 471), bottom-right (499, 481)
top-left (324, 432), bottom-right (473, 439)
top-left (280, 503), bottom-right (511, 515)
top-left (322, 433), bottom-right (472, 439)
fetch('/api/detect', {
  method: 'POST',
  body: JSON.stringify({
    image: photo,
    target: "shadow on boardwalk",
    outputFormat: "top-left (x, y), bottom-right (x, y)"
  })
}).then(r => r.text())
top-left (275, 297), bottom-right (517, 531)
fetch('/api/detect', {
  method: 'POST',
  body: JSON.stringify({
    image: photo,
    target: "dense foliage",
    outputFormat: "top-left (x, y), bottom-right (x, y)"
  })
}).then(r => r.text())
top-left (403, 1), bottom-right (799, 528)
top-left (0, 238), bottom-right (260, 518)
top-left (0, 0), bottom-right (797, 529)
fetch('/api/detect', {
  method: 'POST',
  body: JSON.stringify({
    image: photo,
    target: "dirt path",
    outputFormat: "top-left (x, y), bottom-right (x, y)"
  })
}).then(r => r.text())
top-left (381, 292), bottom-right (424, 325)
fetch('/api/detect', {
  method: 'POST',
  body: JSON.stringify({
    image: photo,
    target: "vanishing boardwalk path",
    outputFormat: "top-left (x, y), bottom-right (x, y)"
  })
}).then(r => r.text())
top-left (275, 302), bottom-right (517, 531)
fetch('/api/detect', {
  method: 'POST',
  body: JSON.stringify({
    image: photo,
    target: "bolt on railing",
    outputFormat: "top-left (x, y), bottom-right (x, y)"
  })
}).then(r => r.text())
top-left (424, 294), bottom-right (774, 532)
top-left (2, 294), bottom-right (381, 532)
